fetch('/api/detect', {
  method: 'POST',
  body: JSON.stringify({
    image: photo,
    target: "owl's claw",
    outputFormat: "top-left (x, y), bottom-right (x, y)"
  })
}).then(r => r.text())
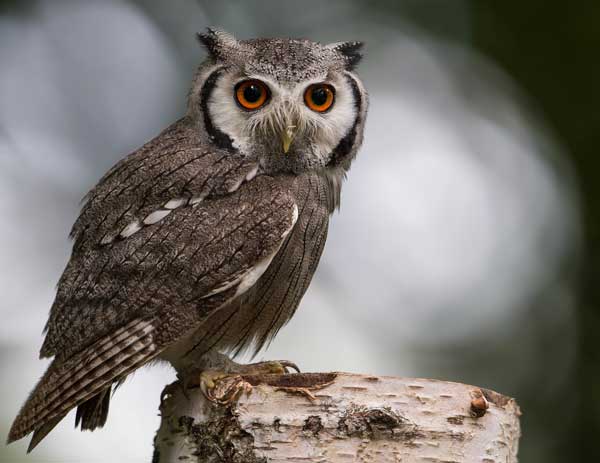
top-left (199, 370), bottom-right (251, 405)
top-left (197, 360), bottom-right (301, 405)
top-left (274, 360), bottom-right (301, 373)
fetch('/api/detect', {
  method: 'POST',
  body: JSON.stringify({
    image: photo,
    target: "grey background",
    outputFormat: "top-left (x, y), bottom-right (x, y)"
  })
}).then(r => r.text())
top-left (0, 1), bottom-right (580, 461)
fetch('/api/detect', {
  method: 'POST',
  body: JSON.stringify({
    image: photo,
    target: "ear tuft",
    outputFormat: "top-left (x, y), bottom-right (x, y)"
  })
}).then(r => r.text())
top-left (327, 41), bottom-right (364, 70)
top-left (196, 28), bottom-right (219, 57)
top-left (196, 27), bottom-right (239, 61)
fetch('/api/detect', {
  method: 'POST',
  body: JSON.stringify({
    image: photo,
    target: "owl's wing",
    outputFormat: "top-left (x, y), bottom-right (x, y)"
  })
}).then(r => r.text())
top-left (70, 117), bottom-right (260, 250)
top-left (43, 172), bottom-right (297, 360)
top-left (9, 169), bottom-right (299, 447)
top-left (41, 117), bottom-right (265, 359)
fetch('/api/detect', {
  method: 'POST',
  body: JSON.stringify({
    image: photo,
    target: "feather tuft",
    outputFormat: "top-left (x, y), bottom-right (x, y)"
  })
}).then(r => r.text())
top-left (196, 27), bottom-right (240, 61)
top-left (327, 41), bottom-right (364, 70)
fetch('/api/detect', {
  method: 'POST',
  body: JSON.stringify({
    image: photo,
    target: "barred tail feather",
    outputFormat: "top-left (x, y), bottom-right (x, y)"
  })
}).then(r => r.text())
top-left (75, 387), bottom-right (111, 431)
top-left (7, 318), bottom-right (158, 451)
top-left (27, 415), bottom-right (64, 453)
top-left (40, 318), bottom-right (155, 412)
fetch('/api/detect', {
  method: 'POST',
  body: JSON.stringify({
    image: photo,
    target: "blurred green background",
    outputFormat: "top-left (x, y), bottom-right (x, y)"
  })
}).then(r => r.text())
top-left (0, 1), bottom-right (597, 461)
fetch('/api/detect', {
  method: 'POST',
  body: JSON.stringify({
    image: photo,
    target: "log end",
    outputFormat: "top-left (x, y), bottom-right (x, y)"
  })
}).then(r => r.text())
top-left (153, 372), bottom-right (521, 463)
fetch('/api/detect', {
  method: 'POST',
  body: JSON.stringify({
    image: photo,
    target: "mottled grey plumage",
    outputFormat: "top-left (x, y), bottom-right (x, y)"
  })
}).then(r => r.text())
top-left (8, 28), bottom-right (368, 451)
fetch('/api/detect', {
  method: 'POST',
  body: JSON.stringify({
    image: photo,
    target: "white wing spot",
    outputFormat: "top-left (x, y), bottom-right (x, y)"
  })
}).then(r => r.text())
top-left (234, 257), bottom-right (273, 297)
top-left (190, 194), bottom-right (207, 206)
top-left (202, 202), bottom-right (300, 299)
top-left (120, 220), bottom-right (142, 238)
top-left (227, 177), bottom-right (245, 193)
top-left (100, 234), bottom-right (115, 245)
top-left (143, 209), bottom-right (171, 225)
top-left (201, 276), bottom-right (244, 299)
top-left (164, 198), bottom-right (187, 210)
top-left (245, 165), bottom-right (259, 182)
top-left (282, 204), bottom-right (299, 239)
top-left (226, 164), bottom-right (259, 194)
top-left (236, 203), bottom-right (299, 296)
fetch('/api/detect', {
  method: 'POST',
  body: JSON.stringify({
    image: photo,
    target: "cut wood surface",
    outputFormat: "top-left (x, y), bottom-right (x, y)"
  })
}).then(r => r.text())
top-left (153, 372), bottom-right (521, 463)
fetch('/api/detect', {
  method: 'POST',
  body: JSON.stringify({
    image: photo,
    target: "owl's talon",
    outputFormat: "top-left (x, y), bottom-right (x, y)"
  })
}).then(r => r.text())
top-left (196, 359), bottom-right (298, 405)
top-left (277, 360), bottom-right (301, 374)
top-left (199, 370), bottom-right (248, 405)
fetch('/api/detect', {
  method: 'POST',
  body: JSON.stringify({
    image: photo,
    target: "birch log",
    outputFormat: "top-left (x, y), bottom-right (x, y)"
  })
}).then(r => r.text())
top-left (152, 372), bottom-right (521, 463)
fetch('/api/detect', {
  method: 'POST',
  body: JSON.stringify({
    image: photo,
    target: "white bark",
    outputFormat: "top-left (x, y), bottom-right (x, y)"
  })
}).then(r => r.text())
top-left (153, 372), bottom-right (521, 463)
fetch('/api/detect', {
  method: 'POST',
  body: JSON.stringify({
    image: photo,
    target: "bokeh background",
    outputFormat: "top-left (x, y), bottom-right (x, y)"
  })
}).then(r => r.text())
top-left (0, 1), bottom-right (597, 461)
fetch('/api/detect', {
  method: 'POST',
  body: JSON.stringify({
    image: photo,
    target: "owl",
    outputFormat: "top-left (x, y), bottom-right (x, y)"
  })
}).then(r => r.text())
top-left (8, 29), bottom-right (368, 451)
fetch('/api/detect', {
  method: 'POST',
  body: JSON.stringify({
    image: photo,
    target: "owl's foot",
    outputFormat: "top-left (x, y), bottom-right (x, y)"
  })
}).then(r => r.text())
top-left (198, 370), bottom-right (251, 405)
top-left (195, 360), bottom-right (300, 405)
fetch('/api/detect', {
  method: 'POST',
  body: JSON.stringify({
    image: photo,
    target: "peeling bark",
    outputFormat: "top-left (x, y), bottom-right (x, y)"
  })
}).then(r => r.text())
top-left (153, 372), bottom-right (521, 462)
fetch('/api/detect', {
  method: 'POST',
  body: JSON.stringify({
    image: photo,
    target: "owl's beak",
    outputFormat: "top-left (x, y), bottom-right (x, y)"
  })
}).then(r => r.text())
top-left (281, 125), bottom-right (296, 154)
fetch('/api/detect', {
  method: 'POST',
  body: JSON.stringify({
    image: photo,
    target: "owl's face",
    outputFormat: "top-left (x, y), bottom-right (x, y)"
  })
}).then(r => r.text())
top-left (188, 29), bottom-right (368, 174)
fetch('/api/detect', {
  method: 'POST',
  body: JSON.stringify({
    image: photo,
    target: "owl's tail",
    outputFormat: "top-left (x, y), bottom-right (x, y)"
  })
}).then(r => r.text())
top-left (7, 317), bottom-right (158, 452)
top-left (25, 387), bottom-right (116, 453)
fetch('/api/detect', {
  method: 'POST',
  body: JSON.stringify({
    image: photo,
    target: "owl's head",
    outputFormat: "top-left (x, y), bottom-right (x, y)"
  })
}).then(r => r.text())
top-left (188, 29), bottom-right (368, 175)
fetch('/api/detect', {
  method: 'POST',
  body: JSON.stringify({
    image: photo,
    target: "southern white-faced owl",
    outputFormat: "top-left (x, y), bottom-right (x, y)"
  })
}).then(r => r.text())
top-left (8, 29), bottom-right (368, 451)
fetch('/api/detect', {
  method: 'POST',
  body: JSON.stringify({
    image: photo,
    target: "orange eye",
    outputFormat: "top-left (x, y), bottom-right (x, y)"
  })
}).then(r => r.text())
top-left (235, 80), bottom-right (269, 110)
top-left (304, 83), bottom-right (335, 112)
